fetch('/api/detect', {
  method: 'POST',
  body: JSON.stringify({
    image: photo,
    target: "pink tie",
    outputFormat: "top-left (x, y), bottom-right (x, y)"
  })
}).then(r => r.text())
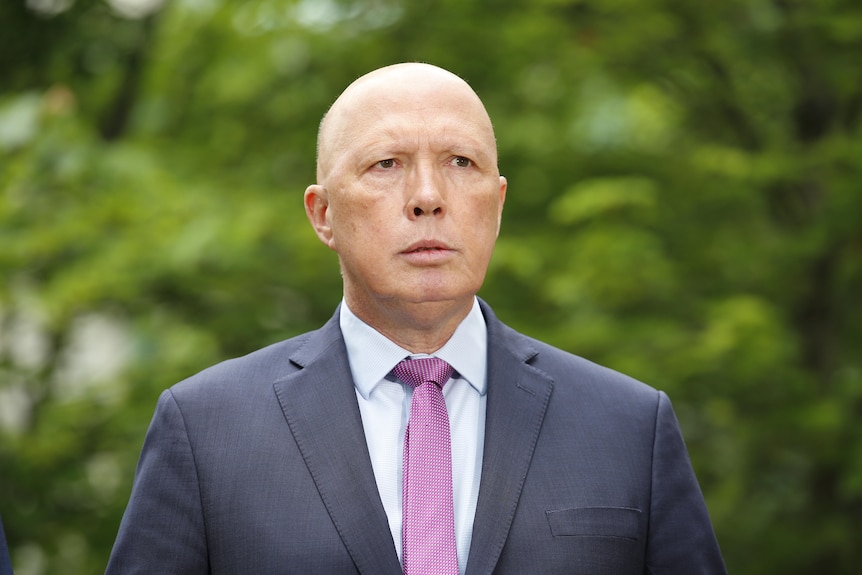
top-left (394, 357), bottom-right (459, 575)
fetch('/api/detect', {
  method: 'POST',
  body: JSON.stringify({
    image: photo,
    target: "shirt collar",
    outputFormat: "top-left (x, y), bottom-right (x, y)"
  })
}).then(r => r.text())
top-left (340, 298), bottom-right (488, 400)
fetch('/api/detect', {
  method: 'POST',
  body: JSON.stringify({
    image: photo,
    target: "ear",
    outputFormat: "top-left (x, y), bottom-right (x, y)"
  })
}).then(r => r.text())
top-left (304, 184), bottom-right (337, 250)
top-left (495, 175), bottom-right (507, 236)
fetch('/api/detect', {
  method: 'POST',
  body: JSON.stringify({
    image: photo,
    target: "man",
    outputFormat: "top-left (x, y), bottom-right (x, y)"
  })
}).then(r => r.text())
top-left (107, 63), bottom-right (726, 574)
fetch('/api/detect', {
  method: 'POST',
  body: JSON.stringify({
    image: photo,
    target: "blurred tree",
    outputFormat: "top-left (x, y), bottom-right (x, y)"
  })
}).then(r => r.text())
top-left (1, 0), bottom-right (861, 573)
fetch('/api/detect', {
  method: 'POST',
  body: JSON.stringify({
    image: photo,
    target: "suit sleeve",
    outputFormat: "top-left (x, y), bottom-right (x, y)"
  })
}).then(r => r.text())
top-left (645, 392), bottom-right (727, 575)
top-left (106, 390), bottom-right (209, 574)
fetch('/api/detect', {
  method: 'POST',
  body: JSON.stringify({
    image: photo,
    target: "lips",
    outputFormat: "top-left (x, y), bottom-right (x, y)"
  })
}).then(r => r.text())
top-left (400, 240), bottom-right (456, 264)
top-left (402, 240), bottom-right (453, 254)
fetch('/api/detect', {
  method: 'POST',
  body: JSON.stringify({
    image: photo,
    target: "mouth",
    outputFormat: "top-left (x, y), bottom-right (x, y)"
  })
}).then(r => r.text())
top-left (400, 240), bottom-right (455, 263)
top-left (402, 240), bottom-right (453, 254)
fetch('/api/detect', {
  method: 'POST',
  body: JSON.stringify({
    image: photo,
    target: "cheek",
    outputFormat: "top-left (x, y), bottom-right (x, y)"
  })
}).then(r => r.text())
top-left (331, 195), bottom-right (371, 235)
top-left (465, 191), bottom-right (504, 256)
top-left (469, 190), bottom-right (504, 228)
top-left (331, 205), bottom-right (394, 260)
top-left (334, 183), bottom-right (394, 227)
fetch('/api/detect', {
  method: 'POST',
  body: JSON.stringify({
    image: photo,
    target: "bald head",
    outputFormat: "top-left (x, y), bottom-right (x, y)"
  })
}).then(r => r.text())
top-left (315, 63), bottom-right (498, 183)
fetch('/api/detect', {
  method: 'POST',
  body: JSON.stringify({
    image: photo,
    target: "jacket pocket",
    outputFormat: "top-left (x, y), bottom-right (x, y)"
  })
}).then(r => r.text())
top-left (546, 506), bottom-right (642, 541)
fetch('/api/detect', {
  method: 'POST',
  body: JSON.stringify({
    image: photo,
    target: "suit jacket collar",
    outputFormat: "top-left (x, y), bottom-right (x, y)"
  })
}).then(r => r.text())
top-left (465, 299), bottom-right (554, 575)
top-left (273, 309), bottom-right (403, 575)
top-left (273, 300), bottom-right (554, 575)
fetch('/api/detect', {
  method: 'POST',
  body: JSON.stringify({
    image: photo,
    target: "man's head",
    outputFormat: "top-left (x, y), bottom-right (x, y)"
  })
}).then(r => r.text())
top-left (304, 63), bottom-right (506, 344)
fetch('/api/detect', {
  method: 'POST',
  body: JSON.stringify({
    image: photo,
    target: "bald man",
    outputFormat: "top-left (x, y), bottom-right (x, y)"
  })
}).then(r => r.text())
top-left (107, 63), bottom-right (726, 574)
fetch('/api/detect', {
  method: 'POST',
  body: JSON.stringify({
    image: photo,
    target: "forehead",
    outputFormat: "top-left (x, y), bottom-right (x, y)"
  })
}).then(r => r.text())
top-left (347, 99), bottom-right (491, 154)
top-left (320, 70), bottom-right (497, 174)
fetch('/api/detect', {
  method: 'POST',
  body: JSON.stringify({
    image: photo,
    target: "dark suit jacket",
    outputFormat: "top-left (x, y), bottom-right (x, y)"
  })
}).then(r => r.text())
top-left (107, 300), bottom-right (725, 574)
top-left (0, 516), bottom-right (12, 575)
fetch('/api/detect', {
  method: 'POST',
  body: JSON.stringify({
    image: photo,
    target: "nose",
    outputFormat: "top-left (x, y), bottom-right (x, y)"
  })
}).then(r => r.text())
top-left (406, 164), bottom-right (446, 218)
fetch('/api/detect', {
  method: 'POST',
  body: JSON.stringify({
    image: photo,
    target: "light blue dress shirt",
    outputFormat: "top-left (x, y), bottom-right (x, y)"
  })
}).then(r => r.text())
top-left (340, 298), bottom-right (488, 575)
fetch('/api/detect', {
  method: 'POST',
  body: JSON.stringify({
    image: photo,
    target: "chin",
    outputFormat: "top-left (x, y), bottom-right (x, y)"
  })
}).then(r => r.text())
top-left (405, 285), bottom-right (477, 305)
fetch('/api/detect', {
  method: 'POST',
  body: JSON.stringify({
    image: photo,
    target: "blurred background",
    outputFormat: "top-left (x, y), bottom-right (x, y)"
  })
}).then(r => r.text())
top-left (1, 0), bottom-right (861, 573)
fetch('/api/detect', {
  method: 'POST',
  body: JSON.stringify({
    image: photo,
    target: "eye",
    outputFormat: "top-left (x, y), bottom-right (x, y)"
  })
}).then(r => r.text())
top-left (450, 156), bottom-right (472, 168)
top-left (376, 159), bottom-right (396, 169)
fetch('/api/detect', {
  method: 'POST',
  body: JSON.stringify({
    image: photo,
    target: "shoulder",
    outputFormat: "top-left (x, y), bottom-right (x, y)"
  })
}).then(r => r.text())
top-left (169, 312), bottom-right (341, 402)
top-left (189, 333), bottom-right (309, 381)
top-left (482, 300), bottom-right (660, 408)
top-left (528, 332), bottom-right (657, 402)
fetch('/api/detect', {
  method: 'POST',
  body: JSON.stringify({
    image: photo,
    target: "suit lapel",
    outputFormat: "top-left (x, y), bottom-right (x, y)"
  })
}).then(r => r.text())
top-left (466, 302), bottom-right (554, 575)
top-left (272, 312), bottom-right (403, 575)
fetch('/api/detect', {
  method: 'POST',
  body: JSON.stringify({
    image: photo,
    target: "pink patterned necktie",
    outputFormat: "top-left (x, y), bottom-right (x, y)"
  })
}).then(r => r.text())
top-left (394, 357), bottom-right (459, 575)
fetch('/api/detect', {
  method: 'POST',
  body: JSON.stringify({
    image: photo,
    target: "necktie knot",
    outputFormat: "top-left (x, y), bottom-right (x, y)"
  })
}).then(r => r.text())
top-left (394, 357), bottom-right (454, 390)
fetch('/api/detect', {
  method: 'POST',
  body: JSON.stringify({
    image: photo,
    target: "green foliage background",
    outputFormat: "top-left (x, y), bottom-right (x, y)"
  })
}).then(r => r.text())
top-left (2, 0), bottom-right (861, 573)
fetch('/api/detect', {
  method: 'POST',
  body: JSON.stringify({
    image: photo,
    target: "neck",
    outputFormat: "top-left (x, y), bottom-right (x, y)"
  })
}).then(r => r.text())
top-left (345, 295), bottom-right (474, 354)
